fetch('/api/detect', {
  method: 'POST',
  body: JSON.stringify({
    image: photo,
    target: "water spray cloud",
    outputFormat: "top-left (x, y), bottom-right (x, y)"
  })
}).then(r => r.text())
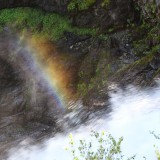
top-left (18, 33), bottom-right (73, 111)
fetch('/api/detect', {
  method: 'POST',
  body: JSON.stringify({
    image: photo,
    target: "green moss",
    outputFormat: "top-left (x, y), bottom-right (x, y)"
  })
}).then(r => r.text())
top-left (67, 0), bottom-right (111, 11)
top-left (0, 8), bottom-right (43, 30)
top-left (136, 0), bottom-right (157, 25)
top-left (144, 2), bottom-right (157, 19)
top-left (0, 7), bottom-right (97, 41)
top-left (133, 52), bottom-right (154, 66)
top-left (68, 0), bottom-right (96, 11)
top-left (133, 24), bottom-right (160, 57)
top-left (153, 68), bottom-right (160, 79)
top-left (98, 34), bottom-right (110, 41)
top-left (0, 25), bottom-right (3, 33)
top-left (114, 44), bottom-right (160, 80)
top-left (77, 83), bottom-right (88, 96)
top-left (77, 51), bottom-right (112, 96)
top-left (101, 0), bottom-right (110, 7)
top-left (133, 39), bottom-right (150, 56)
top-left (77, 79), bottom-right (97, 96)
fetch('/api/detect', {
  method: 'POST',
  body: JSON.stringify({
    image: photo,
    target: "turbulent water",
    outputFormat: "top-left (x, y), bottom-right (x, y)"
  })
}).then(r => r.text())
top-left (0, 28), bottom-right (160, 160)
top-left (6, 84), bottom-right (160, 160)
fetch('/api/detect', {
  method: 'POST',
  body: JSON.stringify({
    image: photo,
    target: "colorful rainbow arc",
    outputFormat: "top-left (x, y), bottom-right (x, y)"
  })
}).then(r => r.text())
top-left (18, 34), bottom-right (71, 111)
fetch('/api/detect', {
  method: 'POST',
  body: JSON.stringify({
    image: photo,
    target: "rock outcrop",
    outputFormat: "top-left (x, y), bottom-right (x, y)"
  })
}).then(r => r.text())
top-left (0, 0), bottom-right (160, 153)
top-left (1, 0), bottom-right (160, 30)
top-left (0, 0), bottom-right (135, 30)
top-left (0, 0), bottom-right (69, 13)
top-left (0, 30), bottom-right (77, 146)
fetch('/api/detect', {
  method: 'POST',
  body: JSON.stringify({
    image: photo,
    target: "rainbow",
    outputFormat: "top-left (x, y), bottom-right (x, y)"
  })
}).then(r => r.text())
top-left (18, 34), bottom-right (72, 111)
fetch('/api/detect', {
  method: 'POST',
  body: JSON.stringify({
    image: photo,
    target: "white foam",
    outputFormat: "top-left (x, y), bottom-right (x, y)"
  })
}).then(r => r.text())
top-left (7, 85), bottom-right (160, 160)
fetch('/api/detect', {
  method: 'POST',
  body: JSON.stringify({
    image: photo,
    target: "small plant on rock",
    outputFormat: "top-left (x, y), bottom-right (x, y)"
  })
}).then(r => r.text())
top-left (66, 131), bottom-right (135, 160)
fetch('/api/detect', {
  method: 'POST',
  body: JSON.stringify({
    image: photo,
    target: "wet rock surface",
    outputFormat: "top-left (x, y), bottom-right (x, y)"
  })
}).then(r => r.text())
top-left (0, 30), bottom-right (80, 157)
top-left (0, 30), bottom-right (103, 158)
top-left (0, 0), bottom-right (160, 158)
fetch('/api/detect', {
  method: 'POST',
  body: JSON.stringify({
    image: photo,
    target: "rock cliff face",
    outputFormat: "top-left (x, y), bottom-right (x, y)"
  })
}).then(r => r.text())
top-left (0, 30), bottom-right (79, 147)
top-left (1, 0), bottom-right (160, 30)
top-left (0, 32), bottom-right (52, 126)
top-left (1, 0), bottom-right (160, 32)
top-left (0, 0), bottom-right (159, 28)
top-left (0, 0), bottom-right (135, 29)
top-left (69, 0), bottom-right (135, 29)
top-left (0, 0), bottom-right (159, 116)
top-left (0, 0), bottom-right (69, 13)
top-left (0, 0), bottom-right (160, 154)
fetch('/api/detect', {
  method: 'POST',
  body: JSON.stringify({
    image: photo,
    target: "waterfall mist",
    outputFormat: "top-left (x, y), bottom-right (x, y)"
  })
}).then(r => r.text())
top-left (6, 84), bottom-right (160, 160)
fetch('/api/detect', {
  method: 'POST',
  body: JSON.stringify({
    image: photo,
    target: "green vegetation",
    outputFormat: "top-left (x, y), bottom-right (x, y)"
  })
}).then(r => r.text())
top-left (77, 50), bottom-right (111, 96)
top-left (101, 0), bottom-right (110, 7)
top-left (151, 132), bottom-right (160, 160)
top-left (77, 82), bottom-right (88, 96)
top-left (155, 145), bottom-right (160, 160)
top-left (156, 151), bottom-right (160, 160)
top-left (67, 131), bottom-right (126, 160)
top-left (67, 131), bottom-right (160, 160)
top-left (67, 0), bottom-right (96, 11)
top-left (134, 0), bottom-right (157, 23)
top-left (132, 0), bottom-right (159, 56)
top-left (142, 2), bottom-right (157, 20)
top-left (133, 24), bottom-right (160, 57)
top-left (67, 0), bottom-right (111, 11)
top-left (0, 8), bottom-right (97, 41)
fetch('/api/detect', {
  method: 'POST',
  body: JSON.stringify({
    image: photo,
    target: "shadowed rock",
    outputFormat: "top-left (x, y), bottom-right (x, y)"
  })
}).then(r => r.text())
top-left (0, 31), bottom-right (65, 147)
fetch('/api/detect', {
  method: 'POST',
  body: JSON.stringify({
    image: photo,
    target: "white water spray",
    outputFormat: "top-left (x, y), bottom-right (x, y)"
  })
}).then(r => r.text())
top-left (7, 84), bottom-right (160, 160)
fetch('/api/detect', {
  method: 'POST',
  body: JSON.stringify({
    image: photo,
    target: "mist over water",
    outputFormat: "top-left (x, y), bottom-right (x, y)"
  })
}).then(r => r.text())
top-left (7, 84), bottom-right (160, 160)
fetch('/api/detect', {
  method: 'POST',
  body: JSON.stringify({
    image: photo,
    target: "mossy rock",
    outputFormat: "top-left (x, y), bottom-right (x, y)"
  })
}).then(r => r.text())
top-left (0, 7), bottom-right (97, 41)
top-left (109, 47), bottom-right (160, 86)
